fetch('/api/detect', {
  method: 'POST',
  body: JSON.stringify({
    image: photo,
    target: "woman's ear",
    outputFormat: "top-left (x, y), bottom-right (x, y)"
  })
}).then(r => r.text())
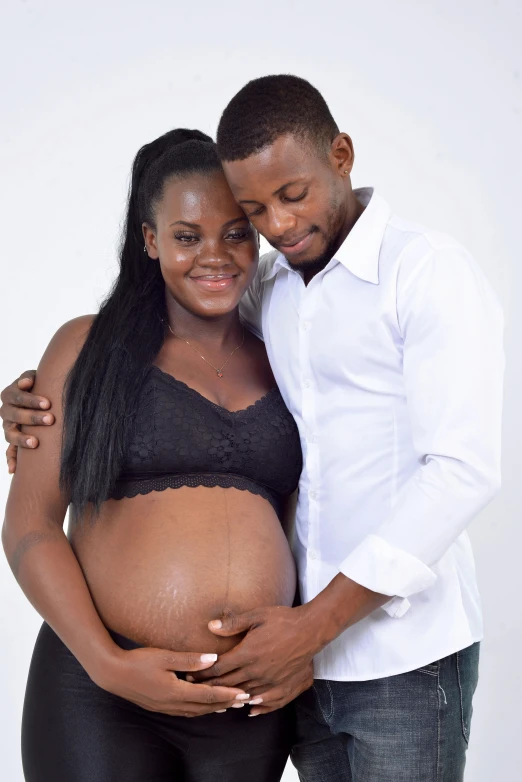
top-left (142, 223), bottom-right (159, 259)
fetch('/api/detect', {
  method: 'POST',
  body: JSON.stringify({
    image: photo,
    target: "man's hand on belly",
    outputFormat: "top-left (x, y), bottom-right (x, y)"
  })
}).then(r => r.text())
top-left (190, 605), bottom-right (316, 716)
top-left (193, 574), bottom-right (388, 715)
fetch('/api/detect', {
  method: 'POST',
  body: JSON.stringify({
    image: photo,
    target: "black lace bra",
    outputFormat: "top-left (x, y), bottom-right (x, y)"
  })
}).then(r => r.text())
top-left (109, 366), bottom-right (302, 515)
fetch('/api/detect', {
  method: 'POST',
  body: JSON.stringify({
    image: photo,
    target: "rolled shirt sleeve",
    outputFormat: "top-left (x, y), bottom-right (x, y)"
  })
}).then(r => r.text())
top-left (339, 242), bottom-right (504, 610)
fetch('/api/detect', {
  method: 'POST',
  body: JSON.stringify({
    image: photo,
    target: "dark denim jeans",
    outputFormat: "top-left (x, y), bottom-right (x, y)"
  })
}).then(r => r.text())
top-left (291, 642), bottom-right (480, 782)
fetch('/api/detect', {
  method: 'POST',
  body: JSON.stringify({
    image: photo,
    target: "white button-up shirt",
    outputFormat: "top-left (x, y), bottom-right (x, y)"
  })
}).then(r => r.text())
top-left (240, 188), bottom-right (504, 681)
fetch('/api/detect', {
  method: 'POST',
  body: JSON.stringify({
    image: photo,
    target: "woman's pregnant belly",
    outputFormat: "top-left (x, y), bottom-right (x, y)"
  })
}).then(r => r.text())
top-left (71, 485), bottom-right (296, 655)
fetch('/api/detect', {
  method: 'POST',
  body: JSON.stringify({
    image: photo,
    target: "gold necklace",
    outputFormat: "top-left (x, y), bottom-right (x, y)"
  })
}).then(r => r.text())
top-left (167, 324), bottom-right (245, 378)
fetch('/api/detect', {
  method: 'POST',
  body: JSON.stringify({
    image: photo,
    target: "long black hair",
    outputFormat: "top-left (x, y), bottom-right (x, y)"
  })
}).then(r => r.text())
top-left (60, 128), bottom-right (222, 516)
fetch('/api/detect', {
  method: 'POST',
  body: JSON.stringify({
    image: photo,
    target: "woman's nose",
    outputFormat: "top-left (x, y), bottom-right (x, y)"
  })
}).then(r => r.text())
top-left (196, 240), bottom-right (233, 267)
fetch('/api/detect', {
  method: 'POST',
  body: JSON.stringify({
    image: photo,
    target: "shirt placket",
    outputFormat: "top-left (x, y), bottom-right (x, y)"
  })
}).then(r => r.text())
top-left (295, 274), bottom-right (322, 598)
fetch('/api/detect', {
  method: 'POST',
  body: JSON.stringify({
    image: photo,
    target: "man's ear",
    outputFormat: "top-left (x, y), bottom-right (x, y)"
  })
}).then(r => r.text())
top-left (330, 133), bottom-right (355, 177)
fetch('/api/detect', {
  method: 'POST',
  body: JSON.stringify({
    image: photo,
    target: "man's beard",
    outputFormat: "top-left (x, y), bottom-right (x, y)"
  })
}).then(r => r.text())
top-left (286, 229), bottom-right (342, 276)
top-left (286, 196), bottom-right (347, 277)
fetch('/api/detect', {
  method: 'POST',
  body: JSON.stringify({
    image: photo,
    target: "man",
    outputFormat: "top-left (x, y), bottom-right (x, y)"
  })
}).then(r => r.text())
top-left (1, 75), bottom-right (504, 780)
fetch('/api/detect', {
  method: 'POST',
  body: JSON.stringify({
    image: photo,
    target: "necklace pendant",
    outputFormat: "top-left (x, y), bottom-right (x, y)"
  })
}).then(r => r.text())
top-left (217, 370), bottom-right (224, 378)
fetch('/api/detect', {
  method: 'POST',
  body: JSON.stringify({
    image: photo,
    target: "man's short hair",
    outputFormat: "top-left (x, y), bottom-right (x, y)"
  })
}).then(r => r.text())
top-left (217, 75), bottom-right (339, 162)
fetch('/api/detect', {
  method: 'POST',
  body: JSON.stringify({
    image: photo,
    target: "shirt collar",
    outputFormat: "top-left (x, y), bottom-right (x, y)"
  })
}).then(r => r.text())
top-left (261, 188), bottom-right (392, 285)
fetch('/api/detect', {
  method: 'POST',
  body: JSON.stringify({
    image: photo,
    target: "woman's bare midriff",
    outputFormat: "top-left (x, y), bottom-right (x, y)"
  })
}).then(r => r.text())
top-left (70, 485), bottom-right (296, 655)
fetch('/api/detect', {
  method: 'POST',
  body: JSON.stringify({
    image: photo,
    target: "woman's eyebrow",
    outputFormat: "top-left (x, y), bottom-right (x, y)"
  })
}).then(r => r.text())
top-left (169, 217), bottom-right (249, 229)
top-left (169, 220), bottom-right (201, 228)
top-left (222, 216), bottom-right (250, 228)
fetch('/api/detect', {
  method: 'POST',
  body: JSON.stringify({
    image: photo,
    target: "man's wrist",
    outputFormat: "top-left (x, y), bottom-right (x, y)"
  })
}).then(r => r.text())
top-left (303, 573), bottom-right (389, 651)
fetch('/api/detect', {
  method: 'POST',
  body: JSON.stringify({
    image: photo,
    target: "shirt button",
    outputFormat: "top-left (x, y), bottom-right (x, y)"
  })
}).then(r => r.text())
top-left (309, 549), bottom-right (317, 560)
top-left (301, 321), bottom-right (309, 331)
top-left (304, 379), bottom-right (312, 388)
top-left (309, 490), bottom-right (317, 500)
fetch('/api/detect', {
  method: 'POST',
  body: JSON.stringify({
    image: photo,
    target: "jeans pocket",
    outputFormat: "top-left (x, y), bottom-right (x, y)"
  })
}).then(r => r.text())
top-left (314, 680), bottom-right (334, 723)
top-left (456, 643), bottom-right (480, 744)
top-left (416, 660), bottom-right (440, 677)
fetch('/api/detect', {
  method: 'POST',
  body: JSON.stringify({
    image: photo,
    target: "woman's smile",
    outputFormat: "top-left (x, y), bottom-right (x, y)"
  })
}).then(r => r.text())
top-left (189, 273), bottom-right (238, 292)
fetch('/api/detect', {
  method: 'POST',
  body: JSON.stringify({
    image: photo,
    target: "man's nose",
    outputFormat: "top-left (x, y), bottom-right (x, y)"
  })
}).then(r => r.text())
top-left (266, 205), bottom-right (297, 239)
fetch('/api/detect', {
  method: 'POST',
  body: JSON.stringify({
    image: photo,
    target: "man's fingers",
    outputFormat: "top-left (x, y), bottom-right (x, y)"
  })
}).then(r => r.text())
top-left (3, 422), bottom-right (39, 449)
top-left (17, 370), bottom-right (37, 388)
top-left (176, 680), bottom-right (248, 705)
top-left (7, 444), bottom-right (17, 474)
top-left (192, 647), bottom-right (248, 681)
top-left (248, 686), bottom-right (287, 716)
top-left (188, 673), bottom-right (260, 691)
top-left (160, 650), bottom-right (248, 677)
top-left (16, 376), bottom-right (36, 391)
top-left (2, 388), bottom-right (51, 411)
top-left (161, 650), bottom-right (223, 672)
top-left (1, 404), bottom-right (54, 427)
top-left (249, 671), bottom-right (314, 716)
top-left (196, 669), bottom-right (255, 688)
top-left (208, 611), bottom-right (258, 637)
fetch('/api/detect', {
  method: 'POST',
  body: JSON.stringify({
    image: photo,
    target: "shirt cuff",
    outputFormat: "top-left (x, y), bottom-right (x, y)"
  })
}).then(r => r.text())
top-left (339, 534), bottom-right (437, 607)
top-left (381, 596), bottom-right (411, 618)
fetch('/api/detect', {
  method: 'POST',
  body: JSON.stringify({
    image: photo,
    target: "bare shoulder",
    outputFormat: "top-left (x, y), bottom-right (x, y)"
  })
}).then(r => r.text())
top-left (17, 315), bottom-right (96, 441)
top-left (40, 315), bottom-right (94, 364)
top-left (45, 314), bottom-right (95, 353)
top-left (33, 315), bottom-right (96, 395)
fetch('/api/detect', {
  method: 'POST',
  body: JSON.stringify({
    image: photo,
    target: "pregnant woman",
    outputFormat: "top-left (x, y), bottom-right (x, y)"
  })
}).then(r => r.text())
top-left (2, 129), bottom-right (302, 781)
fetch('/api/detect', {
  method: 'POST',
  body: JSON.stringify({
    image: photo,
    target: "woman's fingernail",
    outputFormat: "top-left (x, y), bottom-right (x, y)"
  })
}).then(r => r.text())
top-left (231, 702), bottom-right (245, 708)
top-left (200, 654), bottom-right (218, 663)
top-left (248, 712), bottom-right (260, 717)
top-left (42, 415), bottom-right (53, 424)
top-left (249, 697), bottom-right (263, 705)
top-left (26, 439), bottom-right (34, 447)
top-left (235, 694), bottom-right (250, 701)
top-left (39, 401), bottom-right (49, 409)
top-left (216, 709), bottom-right (227, 713)
top-left (209, 620), bottom-right (222, 630)
top-left (186, 675), bottom-right (195, 682)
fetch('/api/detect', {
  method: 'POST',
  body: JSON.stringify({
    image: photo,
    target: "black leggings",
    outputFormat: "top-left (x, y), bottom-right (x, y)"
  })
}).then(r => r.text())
top-left (22, 623), bottom-right (293, 781)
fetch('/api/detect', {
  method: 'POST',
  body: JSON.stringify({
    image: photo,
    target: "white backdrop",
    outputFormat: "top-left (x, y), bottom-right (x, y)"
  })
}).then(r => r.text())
top-left (1, 1), bottom-right (520, 779)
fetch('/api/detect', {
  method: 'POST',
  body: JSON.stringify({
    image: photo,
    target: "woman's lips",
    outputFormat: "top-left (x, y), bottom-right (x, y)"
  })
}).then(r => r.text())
top-left (190, 275), bottom-right (237, 291)
top-left (278, 231), bottom-right (314, 257)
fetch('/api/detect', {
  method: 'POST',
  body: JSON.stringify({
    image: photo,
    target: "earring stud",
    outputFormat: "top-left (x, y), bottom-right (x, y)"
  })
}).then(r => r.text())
top-left (143, 245), bottom-right (147, 253)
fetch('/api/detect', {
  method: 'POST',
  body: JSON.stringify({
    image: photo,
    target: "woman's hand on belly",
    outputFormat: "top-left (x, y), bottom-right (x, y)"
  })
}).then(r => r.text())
top-left (93, 645), bottom-right (250, 717)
